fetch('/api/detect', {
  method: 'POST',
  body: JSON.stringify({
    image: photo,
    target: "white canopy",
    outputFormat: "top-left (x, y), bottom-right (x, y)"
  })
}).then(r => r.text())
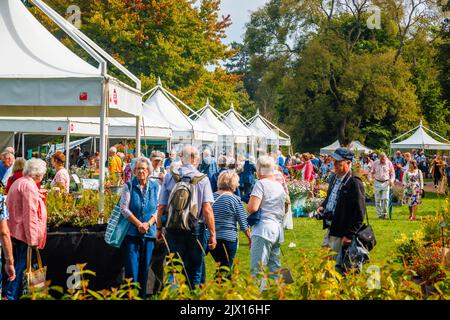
top-left (0, 0), bottom-right (141, 117)
top-left (221, 106), bottom-right (252, 144)
top-left (0, 117), bottom-right (100, 136)
top-left (390, 122), bottom-right (450, 150)
top-left (246, 109), bottom-right (291, 147)
top-left (320, 140), bottom-right (372, 155)
top-left (144, 82), bottom-right (217, 143)
top-left (191, 101), bottom-right (232, 136)
top-left (108, 114), bottom-right (172, 140)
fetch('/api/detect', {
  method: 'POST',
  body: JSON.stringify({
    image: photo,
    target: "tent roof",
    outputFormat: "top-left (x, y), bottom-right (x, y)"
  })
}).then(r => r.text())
top-left (391, 123), bottom-right (450, 150)
top-left (248, 116), bottom-right (279, 141)
top-left (193, 104), bottom-right (232, 136)
top-left (320, 140), bottom-right (372, 155)
top-left (0, 0), bottom-right (141, 117)
top-left (144, 87), bottom-right (217, 142)
top-left (221, 108), bottom-right (252, 138)
top-left (0, 0), bottom-right (101, 78)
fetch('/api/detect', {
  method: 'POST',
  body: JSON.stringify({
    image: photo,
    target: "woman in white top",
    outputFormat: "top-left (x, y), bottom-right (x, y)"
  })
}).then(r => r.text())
top-left (247, 155), bottom-right (286, 283)
top-left (50, 151), bottom-right (70, 193)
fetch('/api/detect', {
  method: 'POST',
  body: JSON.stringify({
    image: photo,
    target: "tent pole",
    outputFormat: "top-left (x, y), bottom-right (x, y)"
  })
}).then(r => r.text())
top-left (99, 81), bottom-right (108, 213)
top-left (22, 133), bottom-right (25, 159)
top-left (136, 116), bottom-right (142, 157)
top-left (65, 121), bottom-right (70, 171)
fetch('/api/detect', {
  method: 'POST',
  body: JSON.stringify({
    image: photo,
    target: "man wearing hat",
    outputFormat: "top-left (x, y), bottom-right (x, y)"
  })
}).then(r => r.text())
top-left (316, 148), bottom-right (365, 271)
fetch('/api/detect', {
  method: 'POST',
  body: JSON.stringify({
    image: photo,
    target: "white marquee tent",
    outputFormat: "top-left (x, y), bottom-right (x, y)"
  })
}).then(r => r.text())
top-left (320, 140), bottom-right (372, 155)
top-left (0, 0), bottom-right (143, 210)
top-left (143, 80), bottom-right (218, 152)
top-left (220, 105), bottom-right (254, 157)
top-left (190, 99), bottom-right (233, 156)
top-left (390, 121), bottom-right (450, 151)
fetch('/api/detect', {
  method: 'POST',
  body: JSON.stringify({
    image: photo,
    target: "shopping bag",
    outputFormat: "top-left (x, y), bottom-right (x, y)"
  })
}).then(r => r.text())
top-left (104, 203), bottom-right (131, 248)
top-left (26, 246), bottom-right (47, 292)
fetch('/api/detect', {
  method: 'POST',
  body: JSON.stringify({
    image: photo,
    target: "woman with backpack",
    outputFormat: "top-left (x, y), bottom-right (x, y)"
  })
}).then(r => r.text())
top-left (119, 157), bottom-right (159, 298)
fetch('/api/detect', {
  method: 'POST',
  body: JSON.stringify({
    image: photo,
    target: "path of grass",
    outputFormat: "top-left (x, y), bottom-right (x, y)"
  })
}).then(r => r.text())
top-left (204, 190), bottom-right (447, 278)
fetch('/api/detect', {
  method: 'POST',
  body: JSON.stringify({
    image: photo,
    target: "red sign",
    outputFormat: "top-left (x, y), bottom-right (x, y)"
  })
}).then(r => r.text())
top-left (57, 127), bottom-right (62, 131)
top-left (113, 88), bottom-right (118, 105)
top-left (79, 92), bottom-right (88, 101)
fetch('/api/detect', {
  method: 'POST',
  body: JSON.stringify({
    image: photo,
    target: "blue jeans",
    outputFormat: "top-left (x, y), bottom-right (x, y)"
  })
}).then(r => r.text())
top-left (166, 223), bottom-right (208, 289)
top-left (209, 239), bottom-right (238, 279)
top-left (121, 236), bottom-right (155, 298)
top-left (6, 238), bottom-right (28, 300)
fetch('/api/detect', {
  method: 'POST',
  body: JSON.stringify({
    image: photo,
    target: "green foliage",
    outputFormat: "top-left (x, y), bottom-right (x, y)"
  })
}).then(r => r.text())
top-left (46, 190), bottom-right (120, 228)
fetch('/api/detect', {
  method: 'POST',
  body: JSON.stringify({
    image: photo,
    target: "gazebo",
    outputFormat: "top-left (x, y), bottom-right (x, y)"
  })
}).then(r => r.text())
top-left (390, 121), bottom-right (450, 151)
top-left (220, 104), bottom-right (254, 158)
top-left (0, 0), bottom-right (142, 210)
top-left (143, 79), bottom-right (218, 153)
top-left (320, 140), bottom-right (372, 155)
top-left (190, 99), bottom-right (233, 156)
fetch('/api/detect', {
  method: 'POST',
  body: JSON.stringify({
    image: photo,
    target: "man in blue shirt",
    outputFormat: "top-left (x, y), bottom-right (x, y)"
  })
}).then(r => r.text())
top-left (156, 145), bottom-right (217, 289)
top-left (163, 149), bottom-right (177, 170)
top-left (199, 149), bottom-right (219, 182)
top-left (392, 150), bottom-right (406, 181)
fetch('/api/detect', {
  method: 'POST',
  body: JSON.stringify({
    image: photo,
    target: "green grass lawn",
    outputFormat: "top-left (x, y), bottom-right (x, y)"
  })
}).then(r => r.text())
top-left (204, 188), bottom-right (448, 279)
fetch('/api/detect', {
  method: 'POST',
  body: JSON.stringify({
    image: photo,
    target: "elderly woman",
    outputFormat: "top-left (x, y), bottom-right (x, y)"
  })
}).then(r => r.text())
top-left (50, 151), bottom-right (70, 193)
top-left (5, 158), bottom-right (47, 300)
top-left (210, 170), bottom-right (251, 278)
top-left (247, 156), bottom-right (286, 283)
top-left (120, 157), bottom-right (159, 298)
top-left (289, 153), bottom-right (315, 188)
top-left (5, 157), bottom-right (26, 194)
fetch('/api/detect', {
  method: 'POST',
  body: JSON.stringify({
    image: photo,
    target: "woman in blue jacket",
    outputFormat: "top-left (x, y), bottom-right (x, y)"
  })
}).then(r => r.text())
top-left (120, 157), bottom-right (159, 298)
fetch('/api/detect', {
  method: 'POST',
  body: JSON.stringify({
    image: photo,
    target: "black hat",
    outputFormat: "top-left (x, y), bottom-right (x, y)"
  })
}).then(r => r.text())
top-left (331, 148), bottom-right (354, 161)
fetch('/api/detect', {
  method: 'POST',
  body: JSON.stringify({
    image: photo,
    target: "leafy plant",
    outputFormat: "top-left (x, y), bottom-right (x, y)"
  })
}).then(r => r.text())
top-left (410, 242), bottom-right (447, 286)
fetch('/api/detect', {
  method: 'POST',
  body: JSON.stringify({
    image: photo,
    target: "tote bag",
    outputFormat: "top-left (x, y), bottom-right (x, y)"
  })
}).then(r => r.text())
top-left (105, 182), bottom-right (131, 248)
top-left (25, 246), bottom-right (47, 292)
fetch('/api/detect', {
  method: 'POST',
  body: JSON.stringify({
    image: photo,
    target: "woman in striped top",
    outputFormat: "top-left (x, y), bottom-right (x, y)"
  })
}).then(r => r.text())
top-left (210, 170), bottom-right (251, 278)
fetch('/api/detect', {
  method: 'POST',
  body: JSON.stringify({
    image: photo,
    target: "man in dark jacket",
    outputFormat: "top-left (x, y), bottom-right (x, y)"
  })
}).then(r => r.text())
top-left (316, 148), bottom-right (365, 270)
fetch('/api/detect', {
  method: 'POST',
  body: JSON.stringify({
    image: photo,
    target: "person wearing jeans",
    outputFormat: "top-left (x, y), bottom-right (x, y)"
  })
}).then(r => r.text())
top-left (6, 158), bottom-right (47, 300)
top-left (247, 156), bottom-right (286, 286)
top-left (120, 157), bottom-right (159, 299)
top-left (369, 152), bottom-right (395, 219)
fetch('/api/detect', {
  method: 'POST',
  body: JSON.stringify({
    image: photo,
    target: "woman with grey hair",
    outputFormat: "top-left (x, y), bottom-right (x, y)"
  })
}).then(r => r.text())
top-left (120, 157), bottom-right (159, 298)
top-left (5, 158), bottom-right (48, 300)
top-left (247, 155), bottom-right (286, 284)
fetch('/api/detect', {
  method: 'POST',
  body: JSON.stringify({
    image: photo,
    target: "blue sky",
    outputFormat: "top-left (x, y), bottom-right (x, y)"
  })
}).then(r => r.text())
top-left (219, 0), bottom-right (268, 44)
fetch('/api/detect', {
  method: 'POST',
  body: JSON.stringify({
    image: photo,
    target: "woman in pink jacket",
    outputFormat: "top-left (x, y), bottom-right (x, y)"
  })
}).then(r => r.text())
top-left (289, 153), bottom-right (315, 189)
top-left (5, 158), bottom-right (47, 300)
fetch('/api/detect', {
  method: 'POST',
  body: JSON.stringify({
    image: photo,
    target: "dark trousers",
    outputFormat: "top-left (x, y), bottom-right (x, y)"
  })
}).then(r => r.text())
top-left (166, 224), bottom-right (207, 289)
top-left (148, 239), bottom-right (167, 295)
top-left (434, 171), bottom-right (442, 186)
top-left (209, 239), bottom-right (238, 279)
top-left (121, 236), bottom-right (155, 298)
top-left (6, 238), bottom-right (29, 300)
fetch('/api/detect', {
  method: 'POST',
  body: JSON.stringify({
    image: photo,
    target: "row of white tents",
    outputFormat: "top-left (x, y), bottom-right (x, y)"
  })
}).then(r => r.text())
top-left (0, 0), bottom-right (291, 209)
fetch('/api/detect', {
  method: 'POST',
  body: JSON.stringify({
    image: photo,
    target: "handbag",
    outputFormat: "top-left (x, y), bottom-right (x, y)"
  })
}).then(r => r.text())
top-left (104, 182), bottom-right (131, 248)
top-left (247, 209), bottom-right (261, 227)
top-left (25, 246), bottom-right (47, 292)
top-left (356, 208), bottom-right (376, 252)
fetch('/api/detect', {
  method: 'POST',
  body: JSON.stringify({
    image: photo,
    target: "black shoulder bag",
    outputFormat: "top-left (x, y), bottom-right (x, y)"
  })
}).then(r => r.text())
top-left (356, 208), bottom-right (376, 251)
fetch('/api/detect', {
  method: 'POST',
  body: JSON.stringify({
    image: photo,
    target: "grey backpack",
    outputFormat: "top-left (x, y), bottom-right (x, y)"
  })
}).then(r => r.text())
top-left (165, 168), bottom-right (206, 232)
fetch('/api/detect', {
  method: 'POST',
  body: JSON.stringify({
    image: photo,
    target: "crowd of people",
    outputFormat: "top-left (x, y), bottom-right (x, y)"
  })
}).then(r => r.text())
top-left (0, 142), bottom-right (449, 299)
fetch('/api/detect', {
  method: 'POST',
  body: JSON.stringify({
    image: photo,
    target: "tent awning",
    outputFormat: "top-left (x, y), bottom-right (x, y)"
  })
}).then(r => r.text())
top-left (0, 0), bottom-right (141, 117)
top-left (390, 123), bottom-right (450, 150)
top-left (0, 117), bottom-right (100, 136)
top-left (320, 140), bottom-right (372, 155)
